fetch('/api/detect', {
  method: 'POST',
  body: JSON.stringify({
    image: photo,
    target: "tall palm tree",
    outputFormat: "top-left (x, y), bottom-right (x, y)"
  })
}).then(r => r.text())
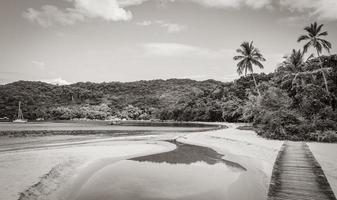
top-left (297, 22), bottom-right (332, 93)
top-left (279, 49), bottom-right (313, 89)
top-left (233, 41), bottom-right (266, 96)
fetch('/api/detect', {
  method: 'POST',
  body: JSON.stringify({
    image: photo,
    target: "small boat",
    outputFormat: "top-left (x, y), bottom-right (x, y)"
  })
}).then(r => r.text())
top-left (0, 117), bottom-right (10, 122)
top-left (13, 101), bottom-right (28, 123)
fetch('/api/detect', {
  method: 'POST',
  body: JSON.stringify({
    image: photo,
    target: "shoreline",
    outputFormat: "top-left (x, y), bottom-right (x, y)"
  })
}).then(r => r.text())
top-left (62, 140), bottom-right (245, 200)
top-left (0, 121), bottom-right (225, 137)
top-left (176, 123), bottom-right (284, 200)
top-left (0, 139), bottom-right (177, 200)
top-left (1, 122), bottom-right (336, 200)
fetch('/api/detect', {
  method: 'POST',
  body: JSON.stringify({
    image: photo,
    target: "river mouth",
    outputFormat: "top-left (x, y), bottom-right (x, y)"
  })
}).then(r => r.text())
top-left (68, 141), bottom-right (246, 200)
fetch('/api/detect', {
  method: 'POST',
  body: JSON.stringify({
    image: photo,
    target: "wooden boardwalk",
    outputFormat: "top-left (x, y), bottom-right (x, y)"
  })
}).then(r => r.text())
top-left (268, 141), bottom-right (336, 200)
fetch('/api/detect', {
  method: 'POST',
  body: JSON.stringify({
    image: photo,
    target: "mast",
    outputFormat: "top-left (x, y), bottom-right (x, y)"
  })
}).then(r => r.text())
top-left (17, 101), bottom-right (24, 120)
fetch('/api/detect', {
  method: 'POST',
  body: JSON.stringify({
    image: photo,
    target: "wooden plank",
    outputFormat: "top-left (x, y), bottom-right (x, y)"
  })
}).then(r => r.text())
top-left (267, 141), bottom-right (336, 200)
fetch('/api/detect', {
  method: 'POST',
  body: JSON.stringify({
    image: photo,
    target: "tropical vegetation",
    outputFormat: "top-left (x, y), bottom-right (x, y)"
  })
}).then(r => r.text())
top-left (0, 22), bottom-right (336, 142)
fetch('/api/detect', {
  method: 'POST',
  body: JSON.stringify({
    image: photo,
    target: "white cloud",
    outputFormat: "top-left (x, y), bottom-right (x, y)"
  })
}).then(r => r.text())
top-left (32, 61), bottom-right (47, 70)
top-left (23, 5), bottom-right (85, 27)
top-left (73, 0), bottom-right (132, 21)
top-left (143, 43), bottom-right (201, 56)
top-left (170, 0), bottom-right (272, 9)
top-left (23, 0), bottom-right (136, 27)
top-left (40, 78), bottom-right (71, 85)
top-left (142, 42), bottom-right (234, 57)
top-left (172, 0), bottom-right (337, 20)
top-left (118, 0), bottom-right (150, 7)
top-left (22, 0), bottom-right (337, 28)
top-left (137, 20), bottom-right (186, 33)
top-left (183, 0), bottom-right (241, 8)
top-left (245, 0), bottom-right (273, 9)
top-left (160, 23), bottom-right (186, 33)
top-left (279, 0), bottom-right (337, 20)
top-left (137, 20), bottom-right (152, 26)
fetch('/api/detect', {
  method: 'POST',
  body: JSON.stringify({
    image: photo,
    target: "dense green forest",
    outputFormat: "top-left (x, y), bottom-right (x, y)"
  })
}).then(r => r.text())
top-left (0, 56), bottom-right (336, 141)
top-left (1, 22), bottom-right (337, 142)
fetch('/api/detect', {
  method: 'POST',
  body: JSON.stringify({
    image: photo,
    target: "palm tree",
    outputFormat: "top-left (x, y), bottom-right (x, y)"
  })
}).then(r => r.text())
top-left (297, 22), bottom-right (332, 93)
top-left (233, 41), bottom-right (266, 96)
top-left (279, 49), bottom-right (313, 89)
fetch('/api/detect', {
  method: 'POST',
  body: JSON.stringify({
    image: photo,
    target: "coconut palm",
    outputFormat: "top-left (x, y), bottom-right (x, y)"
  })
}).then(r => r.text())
top-left (279, 49), bottom-right (313, 89)
top-left (233, 41), bottom-right (266, 96)
top-left (297, 22), bottom-right (332, 93)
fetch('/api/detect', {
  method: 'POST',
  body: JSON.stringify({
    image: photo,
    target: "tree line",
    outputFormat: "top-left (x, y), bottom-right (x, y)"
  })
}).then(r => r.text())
top-left (0, 22), bottom-right (336, 141)
top-left (232, 22), bottom-right (337, 142)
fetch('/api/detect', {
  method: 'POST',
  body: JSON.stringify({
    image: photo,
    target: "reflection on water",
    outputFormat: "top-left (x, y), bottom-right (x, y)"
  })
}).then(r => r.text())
top-left (133, 141), bottom-right (246, 170)
top-left (71, 141), bottom-right (246, 200)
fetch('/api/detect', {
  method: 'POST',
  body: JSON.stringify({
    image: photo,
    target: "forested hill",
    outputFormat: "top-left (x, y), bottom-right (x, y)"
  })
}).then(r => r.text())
top-left (0, 76), bottom-right (272, 121)
top-left (1, 55), bottom-right (337, 141)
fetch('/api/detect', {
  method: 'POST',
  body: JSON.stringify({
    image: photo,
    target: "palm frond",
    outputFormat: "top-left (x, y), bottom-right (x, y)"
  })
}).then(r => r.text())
top-left (304, 25), bottom-right (313, 35)
top-left (251, 59), bottom-right (264, 69)
top-left (306, 54), bottom-right (314, 61)
top-left (233, 55), bottom-right (245, 61)
top-left (316, 23), bottom-right (323, 34)
top-left (318, 31), bottom-right (328, 37)
top-left (297, 35), bottom-right (310, 42)
top-left (315, 42), bottom-right (322, 54)
top-left (318, 39), bottom-right (332, 52)
top-left (236, 49), bottom-right (245, 55)
top-left (236, 60), bottom-right (246, 75)
top-left (233, 41), bottom-right (265, 77)
top-left (303, 41), bottom-right (311, 53)
top-left (298, 22), bottom-right (331, 56)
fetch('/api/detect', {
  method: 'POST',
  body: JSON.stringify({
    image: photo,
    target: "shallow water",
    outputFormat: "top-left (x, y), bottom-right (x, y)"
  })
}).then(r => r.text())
top-left (69, 142), bottom-right (245, 200)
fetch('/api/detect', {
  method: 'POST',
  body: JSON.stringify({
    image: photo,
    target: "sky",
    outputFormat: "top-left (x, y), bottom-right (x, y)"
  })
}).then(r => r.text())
top-left (0, 0), bottom-right (337, 85)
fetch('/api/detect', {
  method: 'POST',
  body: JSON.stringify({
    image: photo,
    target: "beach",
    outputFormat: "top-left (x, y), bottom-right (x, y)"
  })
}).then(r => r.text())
top-left (0, 122), bottom-right (336, 200)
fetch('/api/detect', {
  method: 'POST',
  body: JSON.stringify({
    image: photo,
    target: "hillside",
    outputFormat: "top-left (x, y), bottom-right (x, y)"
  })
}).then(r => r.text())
top-left (1, 55), bottom-right (337, 141)
top-left (0, 76), bottom-right (272, 121)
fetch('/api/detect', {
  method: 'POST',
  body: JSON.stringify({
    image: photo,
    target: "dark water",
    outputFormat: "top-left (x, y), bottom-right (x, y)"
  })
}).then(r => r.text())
top-left (133, 141), bottom-right (246, 169)
top-left (71, 141), bottom-right (246, 200)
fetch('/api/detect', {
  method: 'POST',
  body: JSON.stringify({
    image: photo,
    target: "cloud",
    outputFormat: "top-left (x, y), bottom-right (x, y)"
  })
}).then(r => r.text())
top-left (279, 0), bottom-right (337, 20)
top-left (171, 0), bottom-right (337, 20)
top-left (137, 20), bottom-right (186, 33)
top-left (143, 43), bottom-right (202, 56)
top-left (32, 61), bottom-right (47, 70)
top-left (183, 0), bottom-right (241, 8)
top-left (142, 42), bottom-right (234, 57)
top-left (73, 0), bottom-right (132, 21)
top-left (22, 0), bottom-right (337, 28)
top-left (40, 78), bottom-right (71, 85)
top-left (118, 0), bottom-right (150, 7)
top-left (23, 5), bottom-right (85, 27)
top-left (160, 22), bottom-right (186, 33)
top-left (23, 0), bottom-right (137, 27)
top-left (137, 20), bottom-right (152, 26)
top-left (169, 0), bottom-right (272, 9)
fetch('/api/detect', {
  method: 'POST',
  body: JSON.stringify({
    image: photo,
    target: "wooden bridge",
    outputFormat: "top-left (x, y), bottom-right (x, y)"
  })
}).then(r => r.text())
top-left (268, 141), bottom-right (336, 200)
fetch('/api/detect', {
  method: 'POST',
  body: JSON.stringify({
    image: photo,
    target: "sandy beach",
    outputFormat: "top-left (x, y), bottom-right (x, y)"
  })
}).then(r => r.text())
top-left (177, 123), bottom-right (284, 200)
top-left (308, 142), bottom-right (337, 196)
top-left (0, 122), bottom-right (336, 200)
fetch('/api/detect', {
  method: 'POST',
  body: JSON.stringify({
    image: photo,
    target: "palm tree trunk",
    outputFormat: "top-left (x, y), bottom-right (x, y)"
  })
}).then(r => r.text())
top-left (251, 72), bottom-right (261, 96)
top-left (316, 50), bottom-right (329, 93)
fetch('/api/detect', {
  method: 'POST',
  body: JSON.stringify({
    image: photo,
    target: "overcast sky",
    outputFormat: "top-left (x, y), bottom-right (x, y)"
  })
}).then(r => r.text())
top-left (1, 0), bottom-right (337, 85)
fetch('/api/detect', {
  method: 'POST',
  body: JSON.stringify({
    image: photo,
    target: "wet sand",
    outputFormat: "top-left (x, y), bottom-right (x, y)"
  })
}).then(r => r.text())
top-left (62, 141), bottom-right (246, 200)
top-left (1, 140), bottom-right (176, 200)
top-left (308, 143), bottom-right (337, 196)
top-left (0, 121), bottom-right (219, 137)
top-left (0, 122), bottom-right (315, 200)
top-left (177, 123), bottom-right (284, 200)
top-left (0, 122), bottom-right (281, 200)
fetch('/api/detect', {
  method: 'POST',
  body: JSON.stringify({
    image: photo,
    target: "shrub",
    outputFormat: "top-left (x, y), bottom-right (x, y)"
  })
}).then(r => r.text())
top-left (309, 130), bottom-right (337, 142)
